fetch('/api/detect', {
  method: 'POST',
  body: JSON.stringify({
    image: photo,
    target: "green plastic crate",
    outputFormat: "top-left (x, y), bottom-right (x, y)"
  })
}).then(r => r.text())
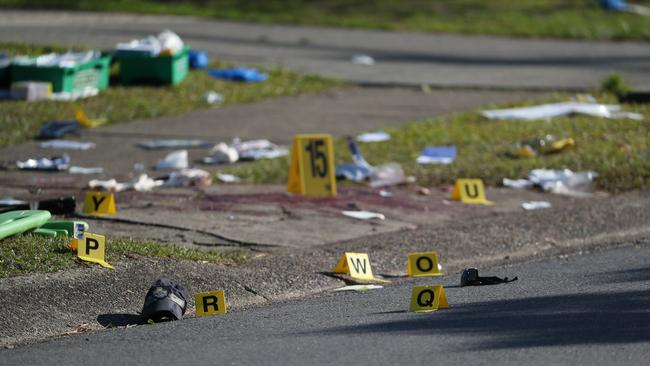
top-left (117, 46), bottom-right (189, 86)
top-left (11, 55), bottom-right (111, 93)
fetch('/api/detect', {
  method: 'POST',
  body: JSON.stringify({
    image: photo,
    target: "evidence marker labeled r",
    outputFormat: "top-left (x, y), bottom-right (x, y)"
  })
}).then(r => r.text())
top-left (407, 251), bottom-right (443, 277)
top-left (409, 285), bottom-right (449, 313)
top-left (77, 232), bottom-right (113, 269)
top-left (451, 179), bottom-right (493, 205)
top-left (83, 191), bottom-right (116, 215)
top-left (287, 134), bottom-right (337, 197)
top-left (333, 252), bottom-right (374, 280)
top-left (195, 290), bottom-right (227, 316)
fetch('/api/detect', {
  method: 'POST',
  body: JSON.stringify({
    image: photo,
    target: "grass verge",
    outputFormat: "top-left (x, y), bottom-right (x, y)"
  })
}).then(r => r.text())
top-left (221, 94), bottom-right (650, 192)
top-left (2, 0), bottom-right (650, 40)
top-left (0, 234), bottom-right (246, 279)
top-left (0, 41), bottom-right (340, 147)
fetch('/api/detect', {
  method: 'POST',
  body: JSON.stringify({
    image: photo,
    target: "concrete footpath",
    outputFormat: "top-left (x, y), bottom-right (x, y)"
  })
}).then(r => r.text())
top-left (1, 10), bottom-right (649, 89)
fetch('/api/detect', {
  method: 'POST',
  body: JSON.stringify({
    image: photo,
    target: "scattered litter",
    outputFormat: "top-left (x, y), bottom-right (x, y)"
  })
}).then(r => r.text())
top-left (378, 190), bottom-right (393, 198)
top-left (163, 168), bottom-right (212, 187)
top-left (68, 166), bottom-right (104, 175)
top-left (342, 210), bottom-right (386, 220)
top-left (507, 135), bottom-right (575, 158)
top-left (89, 174), bottom-right (164, 192)
top-left (13, 51), bottom-right (101, 68)
top-left (141, 278), bottom-right (190, 323)
top-left (356, 131), bottom-right (390, 143)
top-left (460, 268), bottom-right (518, 286)
top-left (351, 54), bottom-right (375, 66)
top-left (502, 178), bottom-right (534, 190)
top-left (336, 137), bottom-right (413, 187)
top-left (75, 106), bottom-right (107, 128)
top-left (139, 139), bottom-right (211, 150)
top-left (482, 101), bottom-right (644, 121)
top-left (0, 198), bottom-right (27, 205)
top-left (233, 139), bottom-right (288, 160)
top-left (16, 154), bottom-right (70, 171)
top-left (49, 87), bottom-right (99, 101)
top-left (369, 163), bottom-right (407, 188)
top-left (10, 81), bottom-right (51, 101)
top-left (203, 143), bottom-right (239, 164)
top-left (522, 201), bottom-right (552, 210)
top-left (205, 91), bottom-right (224, 104)
top-left (116, 30), bottom-right (184, 57)
top-left (155, 150), bottom-right (189, 170)
top-left (37, 121), bottom-right (81, 140)
top-left (416, 146), bottom-right (457, 165)
top-left (504, 169), bottom-right (598, 197)
top-left (333, 284), bottom-right (383, 292)
top-left (216, 173), bottom-right (240, 183)
top-left (416, 187), bottom-right (431, 195)
top-left (39, 140), bottom-right (96, 150)
top-left (189, 50), bottom-right (209, 69)
top-left (207, 67), bottom-right (268, 82)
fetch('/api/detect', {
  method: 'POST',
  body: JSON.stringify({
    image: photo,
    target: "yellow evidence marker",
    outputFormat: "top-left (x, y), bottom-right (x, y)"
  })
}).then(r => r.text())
top-left (83, 191), bottom-right (116, 215)
top-left (333, 252), bottom-right (375, 280)
top-left (75, 105), bottom-right (107, 128)
top-left (409, 285), bottom-right (449, 313)
top-left (77, 232), bottom-right (113, 269)
top-left (407, 252), bottom-right (443, 277)
top-left (195, 291), bottom-right (227, 316)
top-left (287, 134), bottom-right (337, 197)
top-left (451, 179), bottom-right (493, 205)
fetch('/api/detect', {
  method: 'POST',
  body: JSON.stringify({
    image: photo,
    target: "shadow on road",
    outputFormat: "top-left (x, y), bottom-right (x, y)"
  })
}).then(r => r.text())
top-left (97, 313), bottom-right (142, 328)
top-left (307, 289), bottom-right (650, 350)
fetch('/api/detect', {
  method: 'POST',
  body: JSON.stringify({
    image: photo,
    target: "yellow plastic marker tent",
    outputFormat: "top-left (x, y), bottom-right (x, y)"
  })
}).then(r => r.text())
top-left (83, 191), bottom-right (116, 215)
top-left (77, 232), bottom-right (113, 269)
top-left (287, 134), bottom-right (337, 197)
top-left (407, 251), bottom-right (443, 277)
top-left (333, 252), bottom-right (375, 280)
top-left (409, 285), bottom-right (449, 313)
top-left (195, 291), bottom-right (227, 316)
top-left (451, 179), bottom-right (493, 205)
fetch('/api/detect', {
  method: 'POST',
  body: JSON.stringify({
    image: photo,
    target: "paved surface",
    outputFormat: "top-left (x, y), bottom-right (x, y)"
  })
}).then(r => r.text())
top-left (1, 10), bottom-right (649, 89)
top-left (2, 244), bottom-right (648, 365)
top-left (1, 189), bottom-right (648, 347)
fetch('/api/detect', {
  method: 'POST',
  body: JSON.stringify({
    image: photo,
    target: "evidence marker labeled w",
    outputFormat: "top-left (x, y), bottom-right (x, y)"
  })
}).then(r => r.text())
top-left (332, 252), bottom-right (374, 280)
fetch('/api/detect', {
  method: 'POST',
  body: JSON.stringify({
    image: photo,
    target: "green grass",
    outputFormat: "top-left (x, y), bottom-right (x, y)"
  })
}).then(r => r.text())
top-left (221, 94), bottom-right (650, 192)
top-left (0, 234), bottom-right (246, 278)
top-left (0, 41), bottom-right (340, 147)
top-left (3, 0), bottom-right (650, 40)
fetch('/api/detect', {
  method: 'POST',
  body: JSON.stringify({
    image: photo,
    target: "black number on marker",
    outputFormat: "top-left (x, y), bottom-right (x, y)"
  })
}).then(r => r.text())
top-left (305, 140), bottom-right (327, 178)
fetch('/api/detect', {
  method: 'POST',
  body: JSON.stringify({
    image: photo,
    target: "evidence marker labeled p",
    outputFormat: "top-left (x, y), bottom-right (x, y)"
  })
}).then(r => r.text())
top-left (77, 232), bottom-right (113, 269)
top-left (407, 251), bottom-right (443, 277)
top-left (195, 291), bottom-right (227, 317)
top-left (83, 191), bottom-right (116, 215)
top-left (451, 179), bottom-right (492, 205)
top-left (333, 252), bottom-right (374, 280)
top-left (409, 285), bottom-right (449, 313)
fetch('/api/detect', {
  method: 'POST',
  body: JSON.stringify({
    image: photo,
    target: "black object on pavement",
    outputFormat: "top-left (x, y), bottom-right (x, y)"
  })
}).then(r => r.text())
top-left (0, 197), bottom-right (76, 215)
top-left (141, 278), bottom-right (190, 323)
top-left (460, 268), bottom-right (518, 286)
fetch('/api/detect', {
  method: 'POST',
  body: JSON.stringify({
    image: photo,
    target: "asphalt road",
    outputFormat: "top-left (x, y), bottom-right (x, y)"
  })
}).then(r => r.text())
top-left (2, 244), bottom-right (648, 365)
top-left (1, 10), bottom-right (649, 89)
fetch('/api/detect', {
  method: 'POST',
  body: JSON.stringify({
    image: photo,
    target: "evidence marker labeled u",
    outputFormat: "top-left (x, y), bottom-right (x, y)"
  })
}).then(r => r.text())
top-left (451, 179), bottom-right (492, 205)
top-left (83, 191), bottom-right (116, 215)
top-left (407, 251), bottom-right (443, 277)
top-left (195, 290), bottom-right (227, 316)
top-left (333, 252), bottom-right (374, 280)
top-left (409, 285), bottom-right (449, 313)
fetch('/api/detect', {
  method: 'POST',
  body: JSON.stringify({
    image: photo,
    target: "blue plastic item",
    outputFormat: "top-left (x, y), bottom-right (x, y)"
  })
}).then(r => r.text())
top-left (599, 0), bottom-right (626, 11)
top-left (189, 50), bottom-right (209, 69)
top-left (37, 121), bottom-right (81, 140)
top-left (207, 67), bottom-right (268, 82)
